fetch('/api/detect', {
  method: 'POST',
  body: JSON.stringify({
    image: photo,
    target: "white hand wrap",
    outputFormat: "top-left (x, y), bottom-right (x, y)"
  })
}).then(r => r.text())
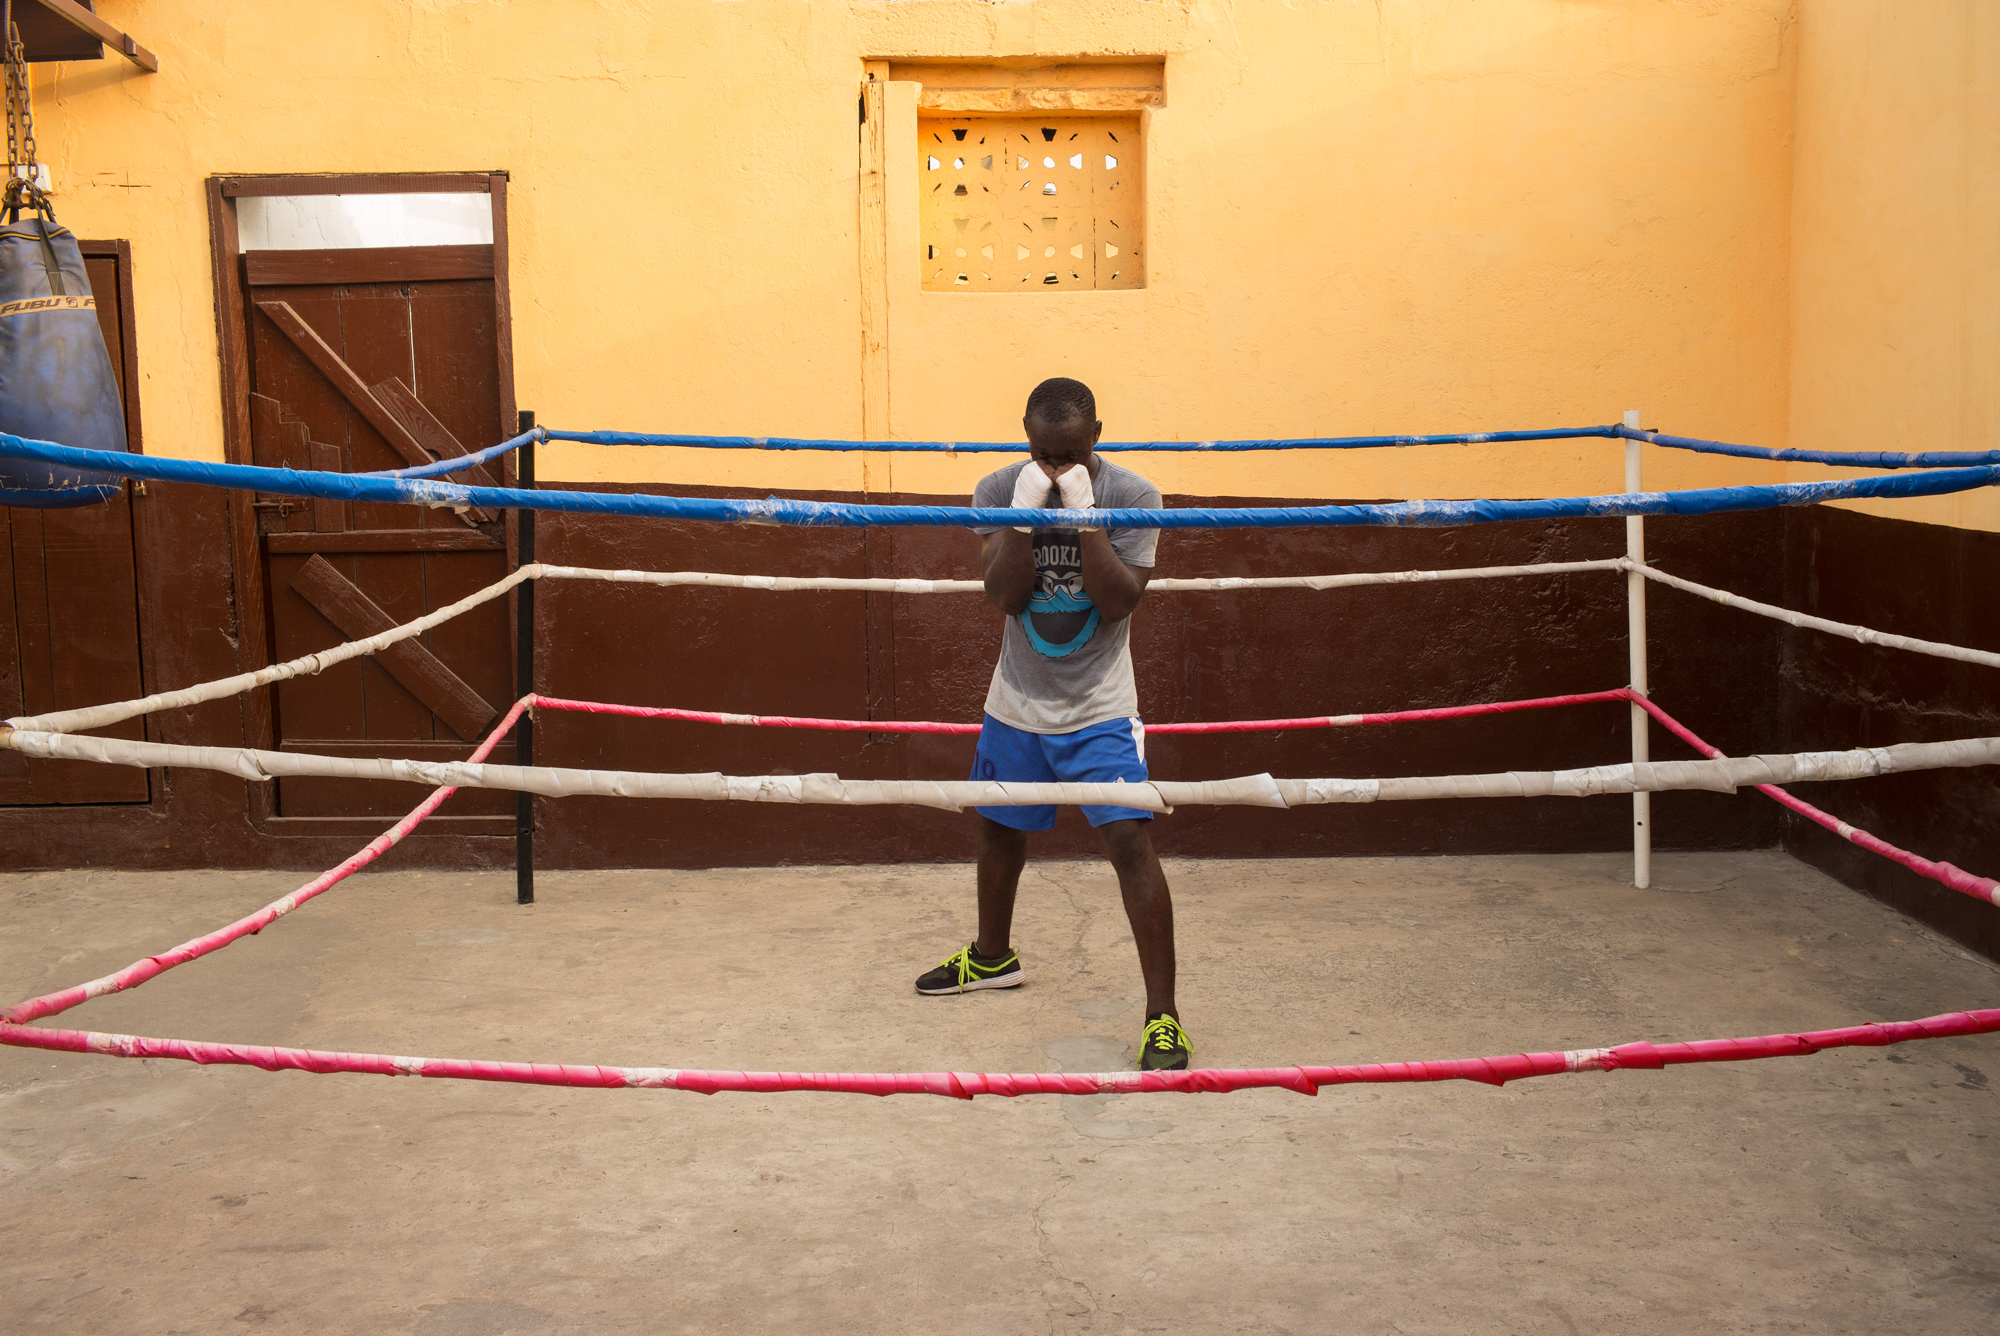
top-left (1009, 465), bottom-right (1053, 533)
top-left (1053, 464), bottom-right (1095, 511)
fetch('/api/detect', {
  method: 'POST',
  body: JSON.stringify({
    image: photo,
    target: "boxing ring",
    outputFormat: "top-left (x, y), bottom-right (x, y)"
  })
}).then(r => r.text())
top-left (0, 415), bottom-right (1996, 1098)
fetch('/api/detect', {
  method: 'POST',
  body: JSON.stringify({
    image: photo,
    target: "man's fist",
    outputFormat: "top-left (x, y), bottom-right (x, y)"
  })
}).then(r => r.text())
top-left (1053, 464), bottom-right (1094, 510)
top-left (1009, 463), bottom-right (1054, 532)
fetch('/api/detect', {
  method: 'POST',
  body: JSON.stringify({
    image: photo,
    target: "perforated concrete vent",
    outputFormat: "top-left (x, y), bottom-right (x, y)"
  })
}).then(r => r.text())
top-left (920, 115), bottom-right (1143, 292)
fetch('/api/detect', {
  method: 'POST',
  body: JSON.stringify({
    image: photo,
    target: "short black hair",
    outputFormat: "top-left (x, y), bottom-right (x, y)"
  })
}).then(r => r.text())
top-left (1024, 376), bottom-right (1097, 426)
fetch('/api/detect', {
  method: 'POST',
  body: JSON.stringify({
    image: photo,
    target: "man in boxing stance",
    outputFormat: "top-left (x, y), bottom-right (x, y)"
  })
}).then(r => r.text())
top-left (913, 377), bottom-right (1190, 1072)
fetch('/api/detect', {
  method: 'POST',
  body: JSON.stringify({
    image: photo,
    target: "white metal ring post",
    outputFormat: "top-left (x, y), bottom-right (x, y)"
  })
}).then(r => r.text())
top-left (1624, 408), bottom-right (1651, 888)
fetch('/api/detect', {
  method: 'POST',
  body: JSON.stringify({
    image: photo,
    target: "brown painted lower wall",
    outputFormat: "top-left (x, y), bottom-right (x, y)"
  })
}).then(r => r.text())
top-left (1, 483), bottom-right (265, 870)
top-left (526, 488), bottom-right (1784, 867)
top-left (1777, 507), bottom-right (2000, 962)
top-left (0, 477), bottom-right (1778, 869)
top-left (4, 478), bottom-right (1993, 967)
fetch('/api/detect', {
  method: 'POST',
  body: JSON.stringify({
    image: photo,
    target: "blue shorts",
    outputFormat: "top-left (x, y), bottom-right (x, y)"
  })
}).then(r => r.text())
top-left (970, 714), bottom-right (1153, 831)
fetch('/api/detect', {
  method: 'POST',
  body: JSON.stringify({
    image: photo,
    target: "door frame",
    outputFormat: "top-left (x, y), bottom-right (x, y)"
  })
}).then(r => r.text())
top-left (0, 239), bottom-right (162, 809)
top-left (79, 240), bottom-right (144, 452)
top-left (205, 172), bottom-right (517, 830)
top-left (77, 238), bottom-right (159, 807)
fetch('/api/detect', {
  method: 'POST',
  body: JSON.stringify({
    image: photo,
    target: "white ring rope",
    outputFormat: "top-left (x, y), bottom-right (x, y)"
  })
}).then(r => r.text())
top-left (3, 728), bottom-right (1995, 811)
top-left (0, 559), bottom-right (1622, 735)
top-left (7, 557), bottom-right (1994, 738)
top-left (1620, 560), bottom-right (2000, 670)
top-left (534, 567), bottom-right (984, 594)
top-left (7, 567), bottom-right (536, 737)
top-left (530, 558), bottom-right (1629, 595)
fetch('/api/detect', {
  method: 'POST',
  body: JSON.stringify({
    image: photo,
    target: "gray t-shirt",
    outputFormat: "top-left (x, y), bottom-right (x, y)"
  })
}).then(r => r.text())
top-left (971, 459), bottom-right (1163, 733)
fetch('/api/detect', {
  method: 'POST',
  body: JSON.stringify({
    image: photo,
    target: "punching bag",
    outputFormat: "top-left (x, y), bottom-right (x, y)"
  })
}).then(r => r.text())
top-left (0, 201), bottom-right (128, 507)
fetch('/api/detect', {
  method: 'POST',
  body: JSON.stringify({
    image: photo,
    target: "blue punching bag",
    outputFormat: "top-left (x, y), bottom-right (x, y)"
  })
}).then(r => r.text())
top-left (0, 198), bottom-right (127, 507)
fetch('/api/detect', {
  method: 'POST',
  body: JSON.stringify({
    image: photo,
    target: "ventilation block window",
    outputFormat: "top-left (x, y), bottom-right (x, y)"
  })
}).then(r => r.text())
top-left (919, 115), bottom-right (1142, 292)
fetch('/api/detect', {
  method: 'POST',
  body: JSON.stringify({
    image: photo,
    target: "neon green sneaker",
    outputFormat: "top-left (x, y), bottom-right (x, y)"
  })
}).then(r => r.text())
top-left (914, 942), bottom-right (1024, 995)
top-left (1139, 1013), bottom-right (1191, 1071)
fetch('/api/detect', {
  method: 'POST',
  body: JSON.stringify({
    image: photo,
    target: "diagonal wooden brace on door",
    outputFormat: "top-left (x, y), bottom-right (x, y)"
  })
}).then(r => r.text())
top-left (256, 302), bottom-right (433, 470)
top-left (369, 376), bottom-right (499, 521)
top-left (288, 554), bottom-right (499, 743)
top-left (255, 301), bottom-right (493, 523)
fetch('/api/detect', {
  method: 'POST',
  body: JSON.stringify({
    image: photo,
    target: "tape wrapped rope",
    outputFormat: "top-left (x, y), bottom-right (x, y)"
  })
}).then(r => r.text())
top-left (532, 557), bottom-right (1629, 594)
top-left (517, 691), bottom-right (1998, 908)
top-left (0, 702), bottom-right (535, 1028)
top-left (11, 558), bottom-right (1996, 741)
top-left (4, 728), bottom-right (1995, 810)
top-left (542, 423), bottom-right (2000, 470)
top-left (0, 433), bottom-right (1996, 529)
top-left (1608, 424), bottom-right (2000, 470)
top-left (4, 566), bottom-right (534, 736)
top-left (528, 687), bottom-right (1637, 737)
top-left (4, 1009), bottom-right (1997, 1099)
top-left (3, 417), bottom-right (1993, 1100)
top-left (1626, 695), bottom-right (2000, 907)
top-left (542, 425), bottom-right (1625, 455)
top-left (5, 709), bottom-right (1992, 1091)
top-left (0, 558), bottom-right (1625, 736)
top-left (1622, 560), bottom-right (2000, 669)
top-left (4, 694), bottom-right (1994, 1097)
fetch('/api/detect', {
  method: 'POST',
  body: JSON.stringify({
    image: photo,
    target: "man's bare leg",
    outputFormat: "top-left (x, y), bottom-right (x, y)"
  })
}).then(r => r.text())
top-left (975, 817), bottom-right (1028, 958)
top-left (1097, 818), bottom-right (1176, 1018)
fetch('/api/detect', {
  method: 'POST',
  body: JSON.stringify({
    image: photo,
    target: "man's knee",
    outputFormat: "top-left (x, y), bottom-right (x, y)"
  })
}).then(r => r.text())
top-left (980, 816), bottom-right (1029, 855)
top-left (1096, 818), bottom-right (1155, 866)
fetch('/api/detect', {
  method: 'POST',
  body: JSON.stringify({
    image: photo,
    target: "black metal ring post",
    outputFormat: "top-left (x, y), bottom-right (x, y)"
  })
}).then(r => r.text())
top-left (514, 410), bottom-right (536, 905)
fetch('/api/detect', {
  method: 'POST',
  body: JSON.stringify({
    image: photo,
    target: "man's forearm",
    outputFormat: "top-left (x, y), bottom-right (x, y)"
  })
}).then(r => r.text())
top-left (1078, 529), bottom-right (1143, 622)
top-left (982, 529), bottom-right (1035, 614)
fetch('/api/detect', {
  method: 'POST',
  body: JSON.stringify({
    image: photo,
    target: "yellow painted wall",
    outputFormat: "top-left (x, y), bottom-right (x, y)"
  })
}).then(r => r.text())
top-left (1787, 0), bottom-right (2000, 532)
top-left (874, 1), bottom-right (1798, 504)
top-left (35, 2), bottom-right (1802, 506)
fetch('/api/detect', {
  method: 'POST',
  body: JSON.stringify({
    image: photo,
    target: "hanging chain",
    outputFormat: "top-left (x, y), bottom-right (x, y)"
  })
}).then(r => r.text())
top-left (3, 17), bottom-right (50, 219)
top-left (4, 21), bottom-right (32, 174)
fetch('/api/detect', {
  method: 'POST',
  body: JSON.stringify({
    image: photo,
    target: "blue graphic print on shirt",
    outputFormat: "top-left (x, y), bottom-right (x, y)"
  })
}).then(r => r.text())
top-left (1022, 534), bottom-right (1100, 658)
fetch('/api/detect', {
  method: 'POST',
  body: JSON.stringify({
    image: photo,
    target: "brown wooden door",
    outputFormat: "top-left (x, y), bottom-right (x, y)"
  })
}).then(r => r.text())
top-left (241, 246), bottom-right (514, 819)
top-left (0, 246), bottom-right (148, 806)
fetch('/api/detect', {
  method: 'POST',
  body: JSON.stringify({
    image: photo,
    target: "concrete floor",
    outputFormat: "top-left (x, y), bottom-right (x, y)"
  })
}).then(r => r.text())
top-left (1, 850), bottom-right (1996, 1335)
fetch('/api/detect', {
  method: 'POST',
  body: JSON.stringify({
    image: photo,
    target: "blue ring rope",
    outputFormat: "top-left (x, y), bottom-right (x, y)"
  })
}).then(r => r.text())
top-left (346, 425), bottom-right (2000, 480)
top-left (1610, 425), bottom-right (2000, 470)
top-left (526, 424), bottom-right (2000, 470)
top-left (543, 424), bottom-right (1616, 455)
top-left (367, 429), bottom-right (538, 480)
top-left (3, 434), bottom-right (1994, 530)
